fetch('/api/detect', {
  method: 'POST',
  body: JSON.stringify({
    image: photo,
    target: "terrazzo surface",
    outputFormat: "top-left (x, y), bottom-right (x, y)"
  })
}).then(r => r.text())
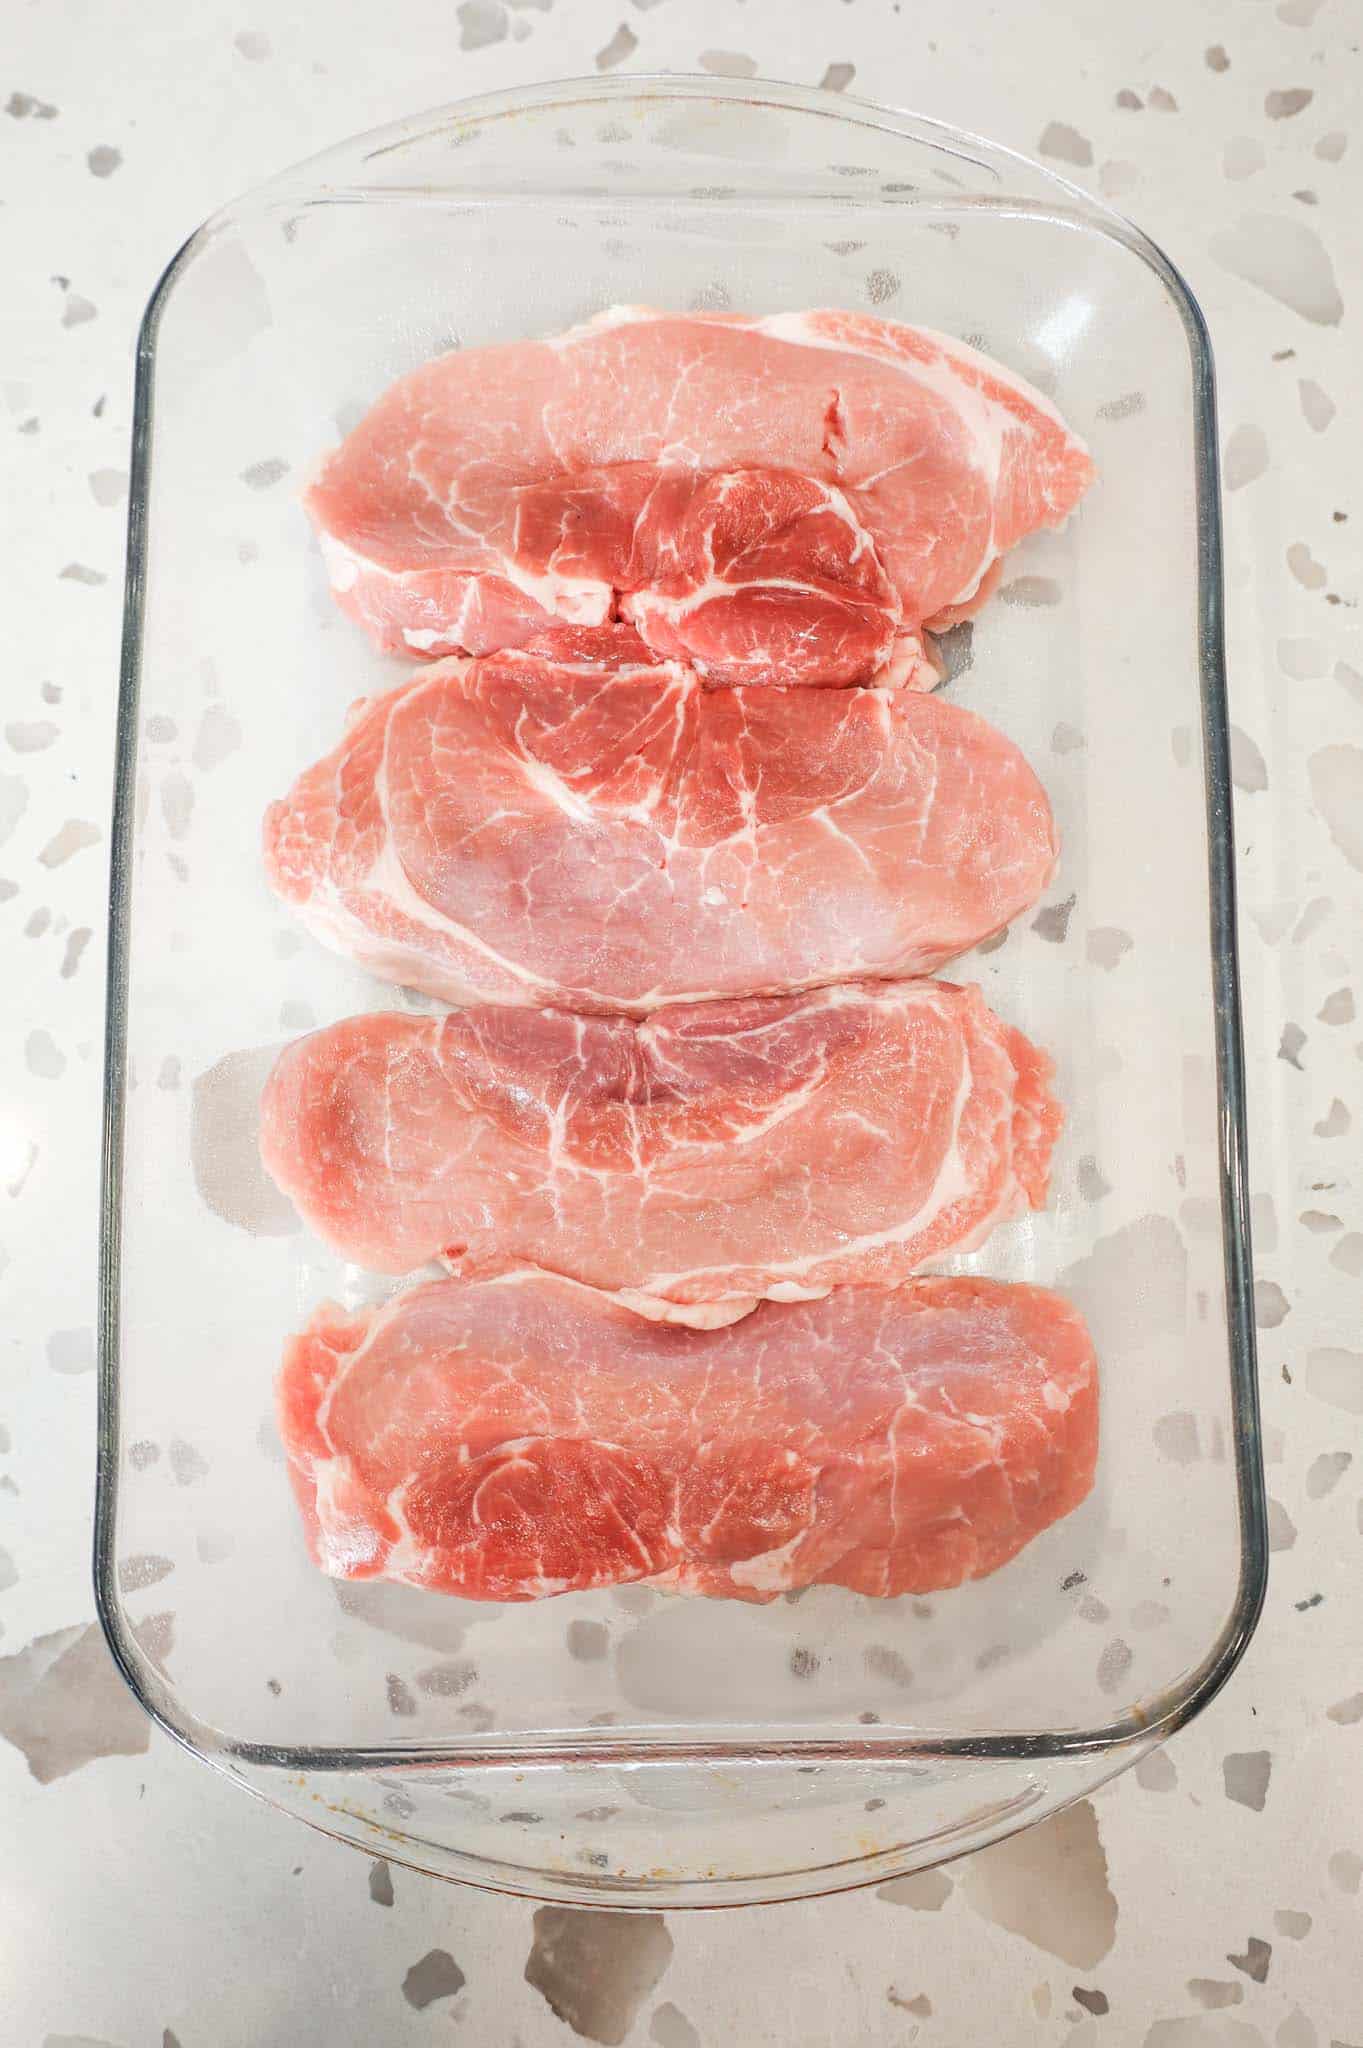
top-left (3, 0), bottom-right (1360, 2041)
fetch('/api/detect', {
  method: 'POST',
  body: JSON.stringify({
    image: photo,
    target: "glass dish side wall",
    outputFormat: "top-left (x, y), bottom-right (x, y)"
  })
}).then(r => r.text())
top-left (97, 79), bottom-right (1264, 1903)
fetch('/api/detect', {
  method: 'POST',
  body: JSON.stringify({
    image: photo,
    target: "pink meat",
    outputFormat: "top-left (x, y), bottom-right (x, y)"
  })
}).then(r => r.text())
top-left (261, 645), bottom-right (1058, 1013)
top-left (307, 306), bottom-right (1094, 688)
top-left (277, 1271), bottom-right (1098, 1602)
top-left (259, 980), bottom-right (1062, 1319)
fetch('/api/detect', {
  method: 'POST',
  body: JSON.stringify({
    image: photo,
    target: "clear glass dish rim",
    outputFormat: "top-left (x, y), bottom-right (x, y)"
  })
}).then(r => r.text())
top-left (95, 70), bottom-right (1267, 1781)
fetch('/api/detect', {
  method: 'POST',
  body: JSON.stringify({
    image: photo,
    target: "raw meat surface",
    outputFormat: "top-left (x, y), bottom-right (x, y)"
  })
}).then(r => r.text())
top-left (277, 1271), bottom-right (1098, 1601)
top-left (260, 980), bottom-right (1062, 1318)
top-left (307, 306), bottom-right (1094, 688)
top-left (262, 644), bottom-right (1058, 1012)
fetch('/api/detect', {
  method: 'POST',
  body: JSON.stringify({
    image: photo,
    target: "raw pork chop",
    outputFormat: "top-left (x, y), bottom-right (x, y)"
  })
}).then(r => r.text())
top-left (262, 643), bottom-right (1057, 1012)
top-left (260, 980), bottom-right (1062, 1319)
top-left (277, 1271), bottom-right (1098, 1601)
top-left (307, 306), bottom-right (1094, 688)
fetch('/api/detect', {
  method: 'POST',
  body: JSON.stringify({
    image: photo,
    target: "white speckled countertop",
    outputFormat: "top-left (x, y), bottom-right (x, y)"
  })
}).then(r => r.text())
top-left (3, 2), bottom-right (1360, 2041)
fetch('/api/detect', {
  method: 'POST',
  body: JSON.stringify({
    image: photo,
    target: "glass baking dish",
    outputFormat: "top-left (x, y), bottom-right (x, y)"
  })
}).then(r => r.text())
top-left (97, 74), bottom-right (1265, 1907)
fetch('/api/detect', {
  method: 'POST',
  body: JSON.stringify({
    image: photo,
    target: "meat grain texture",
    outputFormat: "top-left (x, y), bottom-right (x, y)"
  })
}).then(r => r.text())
top-left (260, 980), bottom-right (1062, 1317)
top-left (277, 1271), bottom-right (1099, 1601)
top-left (260, 304), bottom-right (1099, 1610)
top-left (263, 642), bottom-right (1058, 1012)
top-left (307, 307), bottom-right (1093, 689)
